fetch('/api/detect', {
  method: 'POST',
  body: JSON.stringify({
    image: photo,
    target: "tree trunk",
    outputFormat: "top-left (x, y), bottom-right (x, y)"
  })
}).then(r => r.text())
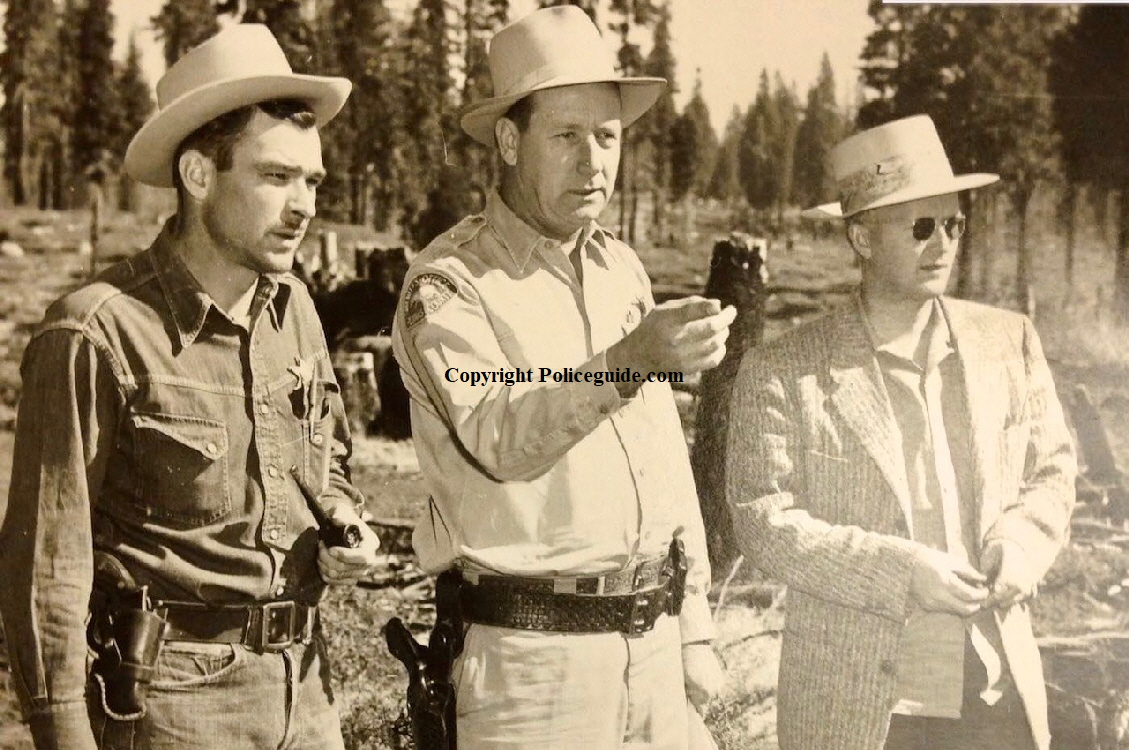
top-left (619, 143), bottom-right (630, 238)
top-left (1016, 191), bottom-right (1034, 319)
top-left (1064, 182), bottom-right (1077, 293)
top-left (977, 192), bottom-right (996, 298)
top-left (629, 187), bottom-right (639, 245)
top-left (1115, 187), bottom-right (1129, 322)
top-left (692, 234), bottom-right (767, 573)
top-left (955, 190), bottom-right (974, 299)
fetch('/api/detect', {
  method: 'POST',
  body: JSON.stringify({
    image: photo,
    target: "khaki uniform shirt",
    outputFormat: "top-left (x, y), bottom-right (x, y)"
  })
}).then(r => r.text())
top-left (392, 192), bottom-right (714, 644)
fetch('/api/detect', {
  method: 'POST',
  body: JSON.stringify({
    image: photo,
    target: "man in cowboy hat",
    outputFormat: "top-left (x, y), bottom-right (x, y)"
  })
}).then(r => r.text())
top-left (726, 114), bottom-right (1075, 750)
top-left (0, 24), bottom-right (384, 750)
top-left (391, 6), bottom-right (729, 749)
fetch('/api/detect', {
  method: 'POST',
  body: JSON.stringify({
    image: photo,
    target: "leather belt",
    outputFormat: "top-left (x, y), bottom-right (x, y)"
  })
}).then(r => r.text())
top-left (460, 555), bottom-right (669, 595)
top-left (459, 540), bottom-right (687, 635)
top-left (154, 600), bottom-right (317, 653)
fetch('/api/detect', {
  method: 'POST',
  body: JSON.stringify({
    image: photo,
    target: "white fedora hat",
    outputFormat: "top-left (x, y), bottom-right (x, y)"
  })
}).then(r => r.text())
top-left (802, 114), bottom-right (998, 219)
top-left (125, 24), bottom-right (351, 188)
top-left (460, 6), bottom-right (666, 146)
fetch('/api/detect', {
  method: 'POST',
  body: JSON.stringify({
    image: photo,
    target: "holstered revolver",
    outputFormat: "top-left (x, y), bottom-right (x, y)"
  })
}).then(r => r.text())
top-left (88, 553), bottom-right (167, 719)
top-left (665, 537), bottom-right (688, 616)
top-left (385, 570), bottom-right (463, 750)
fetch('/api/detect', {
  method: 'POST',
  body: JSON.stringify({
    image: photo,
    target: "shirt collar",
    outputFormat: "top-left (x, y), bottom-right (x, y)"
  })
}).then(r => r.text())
top-left (484, 190), bottom-right (606, 272)
top-left (858, 295), bottom-right (954, 371)
top-left (152, 220), bottom-right (292, 348)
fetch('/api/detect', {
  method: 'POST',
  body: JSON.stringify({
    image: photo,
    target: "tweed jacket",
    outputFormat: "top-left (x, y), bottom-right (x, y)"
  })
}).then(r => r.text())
top-left (726, 296), bottom-right (1076, 750)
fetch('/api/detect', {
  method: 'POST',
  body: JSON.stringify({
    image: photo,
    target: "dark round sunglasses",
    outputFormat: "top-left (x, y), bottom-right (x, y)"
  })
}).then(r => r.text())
top-left (912, 215), bottom-right (966, 242)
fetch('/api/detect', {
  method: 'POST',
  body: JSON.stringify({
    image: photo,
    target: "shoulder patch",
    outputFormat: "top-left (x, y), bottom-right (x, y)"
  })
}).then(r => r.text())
top-left (404, 272), bottom-right (458, 328)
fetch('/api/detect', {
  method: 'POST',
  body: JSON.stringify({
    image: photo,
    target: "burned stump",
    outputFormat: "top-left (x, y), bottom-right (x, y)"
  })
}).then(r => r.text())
top-left (691, 233), bottom-right (768, 573)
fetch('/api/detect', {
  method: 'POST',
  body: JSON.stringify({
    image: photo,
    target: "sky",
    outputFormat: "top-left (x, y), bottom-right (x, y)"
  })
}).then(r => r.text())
top-left (111, 0), bottom-right (876, 135)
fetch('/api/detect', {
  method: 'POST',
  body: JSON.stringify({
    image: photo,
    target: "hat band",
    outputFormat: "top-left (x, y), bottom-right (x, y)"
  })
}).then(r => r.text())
top-left (837, 153), bottom-right (954, 216)
top-left (497, 58), bottom-right (619, 100)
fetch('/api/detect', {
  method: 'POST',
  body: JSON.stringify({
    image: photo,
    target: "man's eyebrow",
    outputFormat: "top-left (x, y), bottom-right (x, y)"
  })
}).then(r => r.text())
top-left (256, 160), bottom-right (326, 181)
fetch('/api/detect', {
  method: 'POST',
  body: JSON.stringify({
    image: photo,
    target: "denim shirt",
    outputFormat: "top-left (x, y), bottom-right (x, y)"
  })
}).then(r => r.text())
top-left (0, 223), bottom-right (361, 750)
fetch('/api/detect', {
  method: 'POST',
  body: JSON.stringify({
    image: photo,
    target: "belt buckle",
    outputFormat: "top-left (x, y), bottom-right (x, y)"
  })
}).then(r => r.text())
top-left (260, 601), bottom-right (297, 652)
top-left (624, 589), bottom-right (657, 636)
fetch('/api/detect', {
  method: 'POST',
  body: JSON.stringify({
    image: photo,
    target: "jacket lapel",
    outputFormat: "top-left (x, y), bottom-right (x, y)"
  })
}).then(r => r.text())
top-left (825, 307), bottom-right (914, 526)
top-left (939, 298), bottom-right (994, 547)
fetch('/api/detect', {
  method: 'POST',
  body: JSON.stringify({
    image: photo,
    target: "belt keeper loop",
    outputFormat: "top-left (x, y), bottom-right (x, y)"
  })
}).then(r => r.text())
top-left (595, 576), bottom-right (606, 596)
top-left (632, 564), bottom-right (646, 591)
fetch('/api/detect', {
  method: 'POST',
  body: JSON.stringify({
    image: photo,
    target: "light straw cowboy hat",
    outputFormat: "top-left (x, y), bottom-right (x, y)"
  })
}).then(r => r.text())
top-left (125, 24), bottom-right (351, 188)
top-left (801, 114), bottom-right (998, 219)
top-left (459, 6), bottom-right (666, 146)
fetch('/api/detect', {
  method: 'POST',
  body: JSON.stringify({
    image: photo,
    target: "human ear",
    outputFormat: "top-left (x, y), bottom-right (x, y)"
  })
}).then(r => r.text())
top-left (847, 222), bottom-right (872, 261)
top-left (496, 118), bottom-right (519, 167)
top-left (178, 150), bottom-right (214, 200)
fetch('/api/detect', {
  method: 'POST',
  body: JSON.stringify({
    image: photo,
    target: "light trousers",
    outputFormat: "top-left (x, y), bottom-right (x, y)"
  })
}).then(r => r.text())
top-left (454, 613), bottom-right (714, 750)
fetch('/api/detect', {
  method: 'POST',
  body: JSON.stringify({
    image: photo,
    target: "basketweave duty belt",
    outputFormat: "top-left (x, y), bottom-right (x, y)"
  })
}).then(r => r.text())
top-left (153, 599), bottom-right (318, 653)
top-left (458, 543), bottom-right (686, 635)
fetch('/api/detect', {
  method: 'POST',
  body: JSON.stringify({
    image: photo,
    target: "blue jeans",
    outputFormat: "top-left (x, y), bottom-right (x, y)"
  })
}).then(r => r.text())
top-left (87, 636), bottom-right (344, 750)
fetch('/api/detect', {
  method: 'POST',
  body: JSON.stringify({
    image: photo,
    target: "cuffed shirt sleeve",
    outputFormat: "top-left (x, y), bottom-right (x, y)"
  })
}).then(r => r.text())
top-left (393, 269), bottom-right (623, 483)
top-left (0, 328), bottom-right (121, 750)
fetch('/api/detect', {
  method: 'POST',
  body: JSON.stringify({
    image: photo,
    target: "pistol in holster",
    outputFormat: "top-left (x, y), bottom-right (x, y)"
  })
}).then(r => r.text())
top-left (385, 569), bottom-right (463, 750)
top-left (87, 552), bottom-right (167, 720)
top-left (665, 537), bottom-right (688, 616)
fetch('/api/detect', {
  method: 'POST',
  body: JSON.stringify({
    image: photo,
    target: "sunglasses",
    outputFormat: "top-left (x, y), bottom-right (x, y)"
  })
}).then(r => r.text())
top-left (911, 215), bottom-right (966, 242)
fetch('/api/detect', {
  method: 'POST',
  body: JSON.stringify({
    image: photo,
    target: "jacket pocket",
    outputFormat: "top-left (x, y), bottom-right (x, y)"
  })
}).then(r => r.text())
top-left (131, 412), bottom-right (231, 528)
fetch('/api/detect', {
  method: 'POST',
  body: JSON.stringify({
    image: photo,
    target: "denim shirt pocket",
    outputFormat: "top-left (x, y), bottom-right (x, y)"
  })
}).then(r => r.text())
top-left (297, 379), bottom-right (340, 495)
top-left (130, 412), bottom-right (232, 528)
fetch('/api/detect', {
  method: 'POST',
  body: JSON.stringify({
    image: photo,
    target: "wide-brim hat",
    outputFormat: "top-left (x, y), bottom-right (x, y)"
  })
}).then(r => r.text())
top-left (801, 114), bottom-right (999, 220)
top-left (460, 6), bottom-right (666, 146)
top-left (125, 24), bottom-right (351, 188)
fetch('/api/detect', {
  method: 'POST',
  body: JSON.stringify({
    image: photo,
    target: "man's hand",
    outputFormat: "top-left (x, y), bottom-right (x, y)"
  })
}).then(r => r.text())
top-left (608, 296), bottom-right (736, 377)
top-left (980, 540), bottom-right (1035, 609)
top-left (317, 509), bottom-right (390, 586)
top-left (909, 547), bottom-right (989, 616)
top-left (682, 643), bottom-right (724, 713)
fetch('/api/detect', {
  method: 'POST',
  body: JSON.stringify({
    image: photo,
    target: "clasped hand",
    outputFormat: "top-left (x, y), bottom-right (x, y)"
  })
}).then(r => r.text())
top-left (909, 540), bottom-right (1035, 616)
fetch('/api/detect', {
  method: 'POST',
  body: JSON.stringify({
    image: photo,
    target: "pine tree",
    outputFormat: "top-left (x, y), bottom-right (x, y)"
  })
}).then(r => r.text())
top-left (2, 0), bottom-right (63, 206)
top-left (537, 0), bottom-right (598, 25)
top-left (325, 0), bottom-right (402, 228)
top-left (670, 72), bottom-right (717, 203)
top-left (242, 0), bottom-right (316, 73)
top-left (153, 0), bottom-right (219, 67)
top-left (73, 0), bottom-right (119, 173)
top-left (640, 1), bottom-right (676, 235)
top-left (608, 0), bottom-right (659, 242)
top-left (738, 70), bottom-right (776, 216)
top-left (403, 0), bottom-right (460, 247)
top-left (771, 73), bottom-right (799, 223)
top-left (1051, 6), bottom-right (1129, 319)
top-left (793, 52), bottom-right (842, 209)
top-left (117, 32), bottom-right (155, 211)
top-left (708, 105), bottom-right (744, 206)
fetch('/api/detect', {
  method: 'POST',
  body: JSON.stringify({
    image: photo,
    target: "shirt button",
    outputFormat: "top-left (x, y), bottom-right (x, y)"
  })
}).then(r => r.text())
top-left (268, 466), bottom-right (280, 479)
top-left (311, 433), bottom-right (324, 446)
top-left (205, 442), bottom-right (218, 456)
top-left (879, 659), bottom-right (897, 676)
top-left (259, 403), bottom-right (270, 415)
top-left (269, 529), bottom-right (279, 541)
top-left (275, 585), bottom-right (285, 597)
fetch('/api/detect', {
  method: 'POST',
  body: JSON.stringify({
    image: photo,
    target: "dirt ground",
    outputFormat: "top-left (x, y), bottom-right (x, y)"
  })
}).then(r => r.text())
top-left (0, 207), bottom-right (1127, 749)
